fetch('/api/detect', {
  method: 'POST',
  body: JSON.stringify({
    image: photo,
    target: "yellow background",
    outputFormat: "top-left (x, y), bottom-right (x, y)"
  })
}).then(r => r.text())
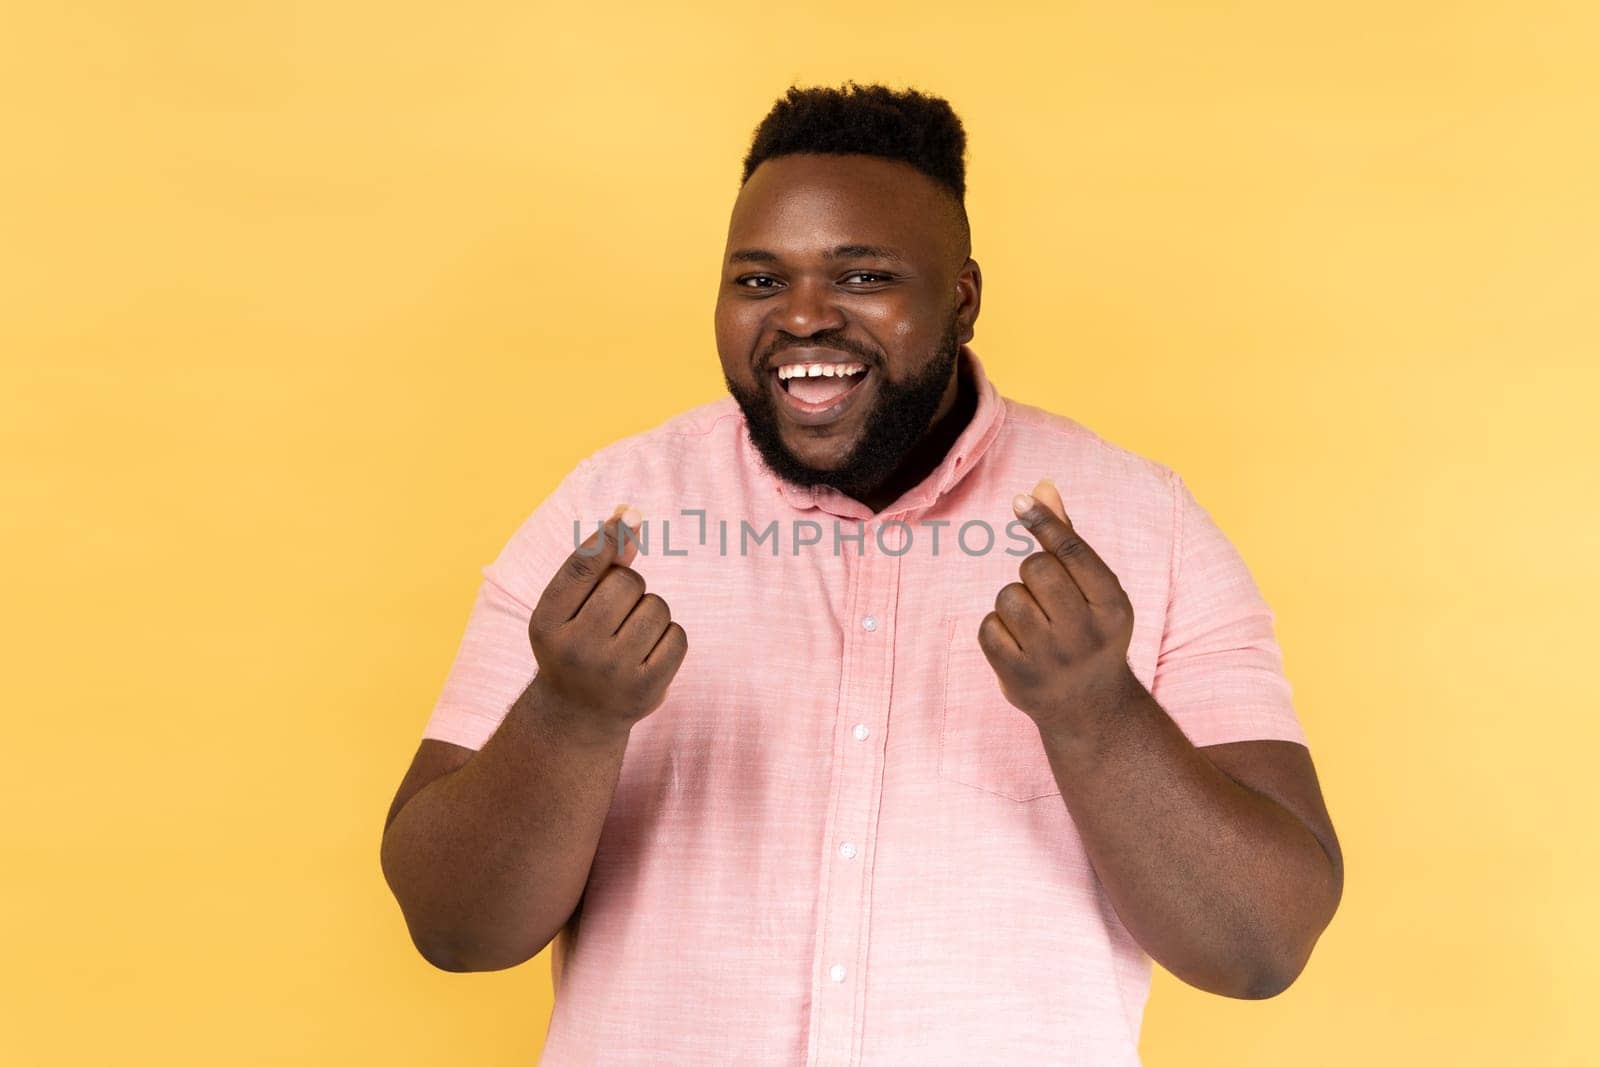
top-left (4, 2), bottom-right (1595, 1063)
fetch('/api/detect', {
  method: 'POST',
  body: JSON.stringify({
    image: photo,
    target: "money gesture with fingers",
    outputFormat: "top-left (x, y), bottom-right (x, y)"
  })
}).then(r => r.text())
top-left (980, 478), bottom-right (1146, 735)
top-left (527, 505), bottom-right (689, 743)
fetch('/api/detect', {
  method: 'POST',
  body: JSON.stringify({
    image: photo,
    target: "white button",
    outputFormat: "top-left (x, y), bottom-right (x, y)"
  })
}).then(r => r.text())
top-left (839, 841), bottom-right (857, 859)
top-left (861, 615), bottom-right (878, 632)
top-left (829, 964), bottom-right (846, 982)
top-left (853, 723), bottom-right (869, 741)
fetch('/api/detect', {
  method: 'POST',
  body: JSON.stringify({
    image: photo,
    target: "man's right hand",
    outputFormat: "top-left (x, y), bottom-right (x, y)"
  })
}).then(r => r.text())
top-left (527, 506), bottom-right (688, 741)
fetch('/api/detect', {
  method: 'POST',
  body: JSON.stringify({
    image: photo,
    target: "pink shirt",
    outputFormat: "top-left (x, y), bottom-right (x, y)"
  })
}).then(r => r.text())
top-left (421, 345), bottom-right (1306, 1065)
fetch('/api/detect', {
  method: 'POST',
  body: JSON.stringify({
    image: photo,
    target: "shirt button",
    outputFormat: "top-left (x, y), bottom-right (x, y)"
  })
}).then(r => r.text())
top-left (861, 615), bottom-right (878, 632)
top-left (853, 723), bottom-right (869, 741)
top-left (829, 964), bottom-right (846, 982)
top-left (839, 841), bottom-right (857, 859)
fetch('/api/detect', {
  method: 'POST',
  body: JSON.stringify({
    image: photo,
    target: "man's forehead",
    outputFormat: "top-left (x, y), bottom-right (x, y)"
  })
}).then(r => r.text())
top-left (725, 153), bottom-right (955, 259)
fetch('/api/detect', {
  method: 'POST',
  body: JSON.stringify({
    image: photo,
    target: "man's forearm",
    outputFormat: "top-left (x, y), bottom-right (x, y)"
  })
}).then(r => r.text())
top-left (380, 678), bottom-right (631, 972)
top-left (1036, 685), bottom-right (1340, 999)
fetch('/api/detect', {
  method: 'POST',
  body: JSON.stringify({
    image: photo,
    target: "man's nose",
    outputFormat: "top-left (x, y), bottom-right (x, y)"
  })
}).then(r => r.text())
top-left (770, 276), bottom-right (846, 337)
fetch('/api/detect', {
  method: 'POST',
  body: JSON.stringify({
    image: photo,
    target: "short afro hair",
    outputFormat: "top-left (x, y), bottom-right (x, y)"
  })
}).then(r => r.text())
top-left (741, 82), bottom-right (971, 248)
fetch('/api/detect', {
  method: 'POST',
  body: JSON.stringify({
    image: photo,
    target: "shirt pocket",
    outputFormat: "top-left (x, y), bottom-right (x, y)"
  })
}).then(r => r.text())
top-left (938, 614), bottom-right (1063, 802)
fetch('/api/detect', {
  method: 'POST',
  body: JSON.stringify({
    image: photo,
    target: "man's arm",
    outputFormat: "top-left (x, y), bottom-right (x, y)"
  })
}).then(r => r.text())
top-left (380, 680), bottom-right (634, 972)
top-left (982, 480), bottom-right (1341, 999)
top-left (1036, 703), bottom-right (1342, 999)
top-left (379, 511), bottom-right (687, 972)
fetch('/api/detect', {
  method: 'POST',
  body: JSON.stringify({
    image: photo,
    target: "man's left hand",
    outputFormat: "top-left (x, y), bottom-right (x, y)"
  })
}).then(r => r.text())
top-left (980, 477), bottom-right (1147, 736)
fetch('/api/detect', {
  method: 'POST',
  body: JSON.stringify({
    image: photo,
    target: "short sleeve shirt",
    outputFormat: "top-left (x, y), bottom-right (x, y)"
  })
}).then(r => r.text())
top-left (420, 345), bottom-right (1306, 1066)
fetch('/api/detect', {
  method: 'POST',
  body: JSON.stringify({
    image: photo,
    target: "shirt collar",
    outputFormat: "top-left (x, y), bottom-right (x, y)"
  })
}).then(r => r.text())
top-left (762, 343), bottom-right (1005, 519)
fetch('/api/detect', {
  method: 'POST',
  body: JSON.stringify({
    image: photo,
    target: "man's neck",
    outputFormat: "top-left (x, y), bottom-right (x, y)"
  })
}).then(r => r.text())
top-left (851, 358), bottom-right (978, 515)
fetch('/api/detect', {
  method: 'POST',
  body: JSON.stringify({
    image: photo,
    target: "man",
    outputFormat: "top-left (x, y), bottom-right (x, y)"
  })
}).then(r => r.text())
top-left (380, 83), bottom-right (1342, 1065)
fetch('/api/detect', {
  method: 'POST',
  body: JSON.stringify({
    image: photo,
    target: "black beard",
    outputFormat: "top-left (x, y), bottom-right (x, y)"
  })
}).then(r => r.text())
top-left (723, 317), bottom-right (961, 499)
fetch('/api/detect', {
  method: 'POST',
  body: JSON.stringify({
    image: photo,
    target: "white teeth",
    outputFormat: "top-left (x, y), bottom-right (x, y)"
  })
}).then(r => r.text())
top-left (778, 362), bottom-right (867, 380)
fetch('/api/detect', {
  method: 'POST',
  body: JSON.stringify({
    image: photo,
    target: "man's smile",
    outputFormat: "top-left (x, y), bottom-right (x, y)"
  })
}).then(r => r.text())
top-left (765, 352), bottom-right (877, 427)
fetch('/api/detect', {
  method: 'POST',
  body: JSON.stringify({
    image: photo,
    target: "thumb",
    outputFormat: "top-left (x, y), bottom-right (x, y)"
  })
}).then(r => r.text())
top-left (1031, 477), bottom-right (1067, 523)
top-left (614, 504), bottom-right (643, 567)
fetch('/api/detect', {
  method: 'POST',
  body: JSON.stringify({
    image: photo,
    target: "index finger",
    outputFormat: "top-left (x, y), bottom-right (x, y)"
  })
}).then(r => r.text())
top-left (1011, 482), bottom-right (1122, 605)
top-left (536, 506), bottom-right (642, 624)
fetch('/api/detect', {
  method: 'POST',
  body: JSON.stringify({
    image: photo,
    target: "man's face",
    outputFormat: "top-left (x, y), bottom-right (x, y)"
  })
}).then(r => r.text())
top-left (715, 153), bottom-right (981, 497)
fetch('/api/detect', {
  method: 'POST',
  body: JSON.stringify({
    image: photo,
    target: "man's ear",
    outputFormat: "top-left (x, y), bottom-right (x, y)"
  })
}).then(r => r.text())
top-left (955, 257), bottom-right (982, 345)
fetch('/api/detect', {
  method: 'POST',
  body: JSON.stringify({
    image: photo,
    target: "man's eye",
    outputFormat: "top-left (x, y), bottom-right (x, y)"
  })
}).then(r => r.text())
top-left (843, 272), bottom-right (891, 284)
top-left (737, 275), bottom-right (780, 289)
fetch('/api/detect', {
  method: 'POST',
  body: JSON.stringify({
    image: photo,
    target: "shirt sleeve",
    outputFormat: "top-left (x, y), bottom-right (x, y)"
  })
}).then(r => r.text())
top-left (1149, 471), bottom-right (1308, 749)
top-left (418, 460), bottom-right (594, 751)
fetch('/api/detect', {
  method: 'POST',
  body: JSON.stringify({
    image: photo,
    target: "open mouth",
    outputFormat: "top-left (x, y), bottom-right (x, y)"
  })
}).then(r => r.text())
top-left (770, 360), bottom-right (872, 425)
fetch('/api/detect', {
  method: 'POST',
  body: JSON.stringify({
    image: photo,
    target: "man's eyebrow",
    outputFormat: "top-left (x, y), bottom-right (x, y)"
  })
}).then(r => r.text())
top-left (830, 243), bottom-right (906, 263)
top-left (727, 244), bottom-right (908, 265)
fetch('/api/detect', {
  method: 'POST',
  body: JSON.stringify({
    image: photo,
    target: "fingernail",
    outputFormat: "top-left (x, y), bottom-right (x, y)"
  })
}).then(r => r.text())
top-left (1012, 493), bottom-right (1036, 515)
top-left (620, 506), bottom-right (642, 529)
